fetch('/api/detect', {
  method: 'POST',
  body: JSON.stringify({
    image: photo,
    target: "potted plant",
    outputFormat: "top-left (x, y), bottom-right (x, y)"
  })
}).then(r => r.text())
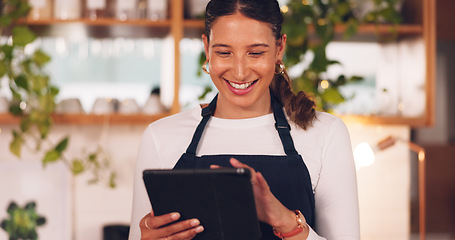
top-left (1, 201), bottom-right (46, 240)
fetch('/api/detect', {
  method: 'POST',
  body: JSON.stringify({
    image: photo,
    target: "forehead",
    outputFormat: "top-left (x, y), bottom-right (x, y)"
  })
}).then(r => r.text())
top-left (209, 13), bottom-right (275, 45)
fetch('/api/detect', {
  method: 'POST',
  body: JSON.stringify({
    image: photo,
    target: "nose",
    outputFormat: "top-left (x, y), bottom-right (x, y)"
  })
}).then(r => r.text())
top-left (232, 56), bottom-right (248, 81)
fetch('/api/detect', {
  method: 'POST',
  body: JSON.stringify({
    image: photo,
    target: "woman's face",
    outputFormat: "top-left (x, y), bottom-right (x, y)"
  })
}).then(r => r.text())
top-left (203, 13), bottom-right (286, 118)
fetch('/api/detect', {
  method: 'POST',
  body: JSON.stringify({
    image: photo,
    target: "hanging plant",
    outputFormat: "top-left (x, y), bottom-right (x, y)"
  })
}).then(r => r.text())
top-left (0, 0), bottom-right (116, 188)
top-left (282, 0), bottom-right (403, 111)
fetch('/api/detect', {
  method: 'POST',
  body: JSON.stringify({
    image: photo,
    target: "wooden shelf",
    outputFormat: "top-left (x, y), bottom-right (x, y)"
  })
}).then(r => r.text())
top-left (24, 18), bottom-right (172, 27)
top-left (182, 19), bottom-right (423, 35)
top-left (340, 115), bottom-right (430, 127)
top-left (0, 112), bottom-right (430, 126)
top-left (0, 112), bottom-right (171, 125)
top-left (24, 19), bottom-right (422, 36)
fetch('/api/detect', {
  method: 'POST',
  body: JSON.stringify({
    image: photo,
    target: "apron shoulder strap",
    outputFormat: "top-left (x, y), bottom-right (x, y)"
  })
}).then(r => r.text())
top-left (271, 91), bottom-right (299, 156)
top-left (185, 94), bottom-right (218, 155)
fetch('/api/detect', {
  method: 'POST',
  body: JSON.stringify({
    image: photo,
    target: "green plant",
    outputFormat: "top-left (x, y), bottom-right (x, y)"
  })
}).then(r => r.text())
top-left (1, 201), bottom-right (45, 240)
top-left (0, 0), bottom-right (116, 188)
top-left (282, 0), bottom-right (403, 111)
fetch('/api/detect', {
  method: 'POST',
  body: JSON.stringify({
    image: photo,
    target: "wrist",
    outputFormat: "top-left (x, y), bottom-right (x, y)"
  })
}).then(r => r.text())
top-left (273, 210), bottom-right (307, 239)
top-left (272, 210), bottom-right (299, 233)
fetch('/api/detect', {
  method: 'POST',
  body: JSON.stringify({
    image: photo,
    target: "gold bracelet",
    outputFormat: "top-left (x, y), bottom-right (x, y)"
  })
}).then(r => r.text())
top-left (273, 210), bottom-right (305, 239)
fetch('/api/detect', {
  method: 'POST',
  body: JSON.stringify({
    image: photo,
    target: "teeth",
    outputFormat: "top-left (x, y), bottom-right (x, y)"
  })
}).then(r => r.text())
top-left (228, 81), bottom-right (253, 90)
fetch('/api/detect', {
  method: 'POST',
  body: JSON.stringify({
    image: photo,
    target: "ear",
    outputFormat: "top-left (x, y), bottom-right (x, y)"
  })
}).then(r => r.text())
top-left (202, 34), bottom-right (210, 61)
top-left (276, 34), bottom-right (287, 60)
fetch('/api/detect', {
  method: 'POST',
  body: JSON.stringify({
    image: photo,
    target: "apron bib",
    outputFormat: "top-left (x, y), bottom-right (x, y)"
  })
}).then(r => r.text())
top-left (173, 92), bottom-right (315, 239)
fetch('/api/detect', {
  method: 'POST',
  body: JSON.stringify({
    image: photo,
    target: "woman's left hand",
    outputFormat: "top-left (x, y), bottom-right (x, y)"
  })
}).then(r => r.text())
top-left (211, 158), bottom-right (308, 238)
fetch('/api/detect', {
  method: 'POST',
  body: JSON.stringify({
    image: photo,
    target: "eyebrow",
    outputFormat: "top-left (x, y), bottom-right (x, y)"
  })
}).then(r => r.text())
top-left (211, 43), bottom-right (270, 48)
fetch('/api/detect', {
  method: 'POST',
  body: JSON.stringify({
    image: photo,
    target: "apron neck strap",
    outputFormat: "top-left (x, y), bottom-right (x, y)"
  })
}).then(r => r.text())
top-left (270, 91), bottom-right (298, 156)
top-left (185, 90), bottom-right (298, 156)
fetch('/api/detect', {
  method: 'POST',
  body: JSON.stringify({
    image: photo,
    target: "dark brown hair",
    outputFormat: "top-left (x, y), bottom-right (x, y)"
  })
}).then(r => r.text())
top-left (205, 0), bottom-right (316, 129)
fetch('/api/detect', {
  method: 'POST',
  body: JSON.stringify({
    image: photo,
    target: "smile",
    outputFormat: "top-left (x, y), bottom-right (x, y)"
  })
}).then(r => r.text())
top-left (226, 80), bottom-right (258, 90)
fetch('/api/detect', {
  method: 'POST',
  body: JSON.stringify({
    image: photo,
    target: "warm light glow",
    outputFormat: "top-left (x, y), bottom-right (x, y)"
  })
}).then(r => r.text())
top-left (317, 18), bottom-right (326, 26)
top-left (398, 102), bottom-right (405, 112)
top-left (354, 142), bottom-right (376, 170)
top-left (281, 6), bottom-right (289, 13)
top-left (320, 80), bottom-right (329, 89)
top-left (302, 0), bottom-right (309, 5)
top-left (418, 151), bottom-right (425, 161)
top-left (19, 101), bottom-right (27, 110)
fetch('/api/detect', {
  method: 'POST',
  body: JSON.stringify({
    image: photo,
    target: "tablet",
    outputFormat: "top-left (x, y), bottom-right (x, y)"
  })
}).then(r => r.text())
top-left (143, 168), bottom-right (261, 240)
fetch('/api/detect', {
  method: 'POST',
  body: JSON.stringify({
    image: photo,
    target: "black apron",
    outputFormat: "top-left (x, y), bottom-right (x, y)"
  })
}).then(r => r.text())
top-left (173, 92), bottom-right (315, 239)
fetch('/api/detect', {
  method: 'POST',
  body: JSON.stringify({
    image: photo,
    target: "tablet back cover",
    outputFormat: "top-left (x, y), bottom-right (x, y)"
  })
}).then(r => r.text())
top-left (143, 168), bottom-right (261, 240)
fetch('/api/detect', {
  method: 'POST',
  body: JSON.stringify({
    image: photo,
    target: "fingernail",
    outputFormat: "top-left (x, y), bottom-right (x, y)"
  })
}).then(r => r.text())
top-left (195, 226), bottom-right (204, 233)
top-left (191, 219), bottom-right (200, 226)
top-left (171, 212), bottom-right (180, 220)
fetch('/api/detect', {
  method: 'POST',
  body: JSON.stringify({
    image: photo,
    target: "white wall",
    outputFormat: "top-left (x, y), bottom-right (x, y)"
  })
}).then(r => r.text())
top-left (0, 122), bottom-right (411, 240)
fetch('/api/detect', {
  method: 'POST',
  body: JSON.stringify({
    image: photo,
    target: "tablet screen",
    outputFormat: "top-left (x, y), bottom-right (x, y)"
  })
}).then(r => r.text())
top-left (143, 168), bottom-right (261, 240)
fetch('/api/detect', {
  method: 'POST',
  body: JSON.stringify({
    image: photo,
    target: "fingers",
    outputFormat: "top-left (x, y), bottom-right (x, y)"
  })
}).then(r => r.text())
top-left (255, 172), bottom-right (270, 191)
top-left (141, 212), bottom-right (180, 230)
top-left (229, 158), bottom-right (259, 185)
top-left (157, 219), bottom-right (204, 239)
top-left (140, 212), bottom-right (204, 240)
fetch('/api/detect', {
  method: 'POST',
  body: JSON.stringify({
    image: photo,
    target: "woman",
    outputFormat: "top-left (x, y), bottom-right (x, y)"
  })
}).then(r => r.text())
top-left (129, 0), bottom-right (360, 239)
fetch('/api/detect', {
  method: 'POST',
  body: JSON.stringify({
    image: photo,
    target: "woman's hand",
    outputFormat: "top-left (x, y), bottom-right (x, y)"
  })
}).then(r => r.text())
top-left (139, 211), bottom-right (204, 240)
top-left (212, 158), bottom-right (309, 239)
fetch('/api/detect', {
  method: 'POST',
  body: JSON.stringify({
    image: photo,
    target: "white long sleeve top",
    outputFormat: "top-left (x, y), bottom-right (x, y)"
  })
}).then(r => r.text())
top-left (129, 105), bottom-right (360, 240)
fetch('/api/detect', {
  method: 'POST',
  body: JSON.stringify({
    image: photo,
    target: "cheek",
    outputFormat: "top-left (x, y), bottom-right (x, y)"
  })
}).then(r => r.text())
top-left (252, 60), bottom-right (275, 77)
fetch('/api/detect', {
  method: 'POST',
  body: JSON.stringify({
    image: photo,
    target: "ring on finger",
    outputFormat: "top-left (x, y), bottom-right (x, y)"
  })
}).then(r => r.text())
top-left (145, 217), bottom-right (152, 229)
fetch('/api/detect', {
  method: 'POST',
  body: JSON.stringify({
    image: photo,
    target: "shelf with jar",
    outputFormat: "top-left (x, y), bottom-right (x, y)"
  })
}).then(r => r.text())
top-left (25, 0), bottom-right (170, 23)
top-left (0, 112), bottom-right (171, 125)
top-left (1, 0), bottom-right (435, 127)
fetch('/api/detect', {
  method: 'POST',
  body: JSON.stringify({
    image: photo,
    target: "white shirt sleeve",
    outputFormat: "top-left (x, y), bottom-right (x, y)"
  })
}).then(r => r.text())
top-left (311, 118), bottom-right (360, 239)
top-left (128, 126), bottom-right (161, 240)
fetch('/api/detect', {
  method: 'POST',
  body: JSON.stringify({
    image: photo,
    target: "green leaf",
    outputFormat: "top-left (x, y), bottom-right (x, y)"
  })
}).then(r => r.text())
top-left (0, 61), bottom-right (7, 78)
top-left (310, 45), bottom-right (330, 73)
top-left (14, 75), bottom-right (29, 91)
top-left (321, 87), bottom-right (345, 104)
top-left (1, 45), bottom-right (14, 60)
top-left (37, 116), bottom-right (52, 139)
top-left (33, 49), bottom-right (51, 66)
top-left (0, 16), bottom-right (12, 26)
top-left (55, 137), bottom-right (69, 153)
top-left (36, 217), bottom-right (46, 226)
top-left (20, 117), bottom-right (31, 132)
top-left (42, 150), bottom-right (60, 166)
top-left (348, 75), bottom-right (363, 82)
top-left (71, 160), bottom-right (84, 175)
top-left (12, 26), bottom-right (37, 47)
top-left (9, 131), bottom-right (23, 157)
top-left (109, 172), bottom-right (117, 188)
top-left (49, 85), bottom-right (59, 96)
top-left (8, 104), bottom-right (23, 116)
top-left (88, 153), bottom-right (97, 162)
top-left (343, 18), bottom-right (358, 40)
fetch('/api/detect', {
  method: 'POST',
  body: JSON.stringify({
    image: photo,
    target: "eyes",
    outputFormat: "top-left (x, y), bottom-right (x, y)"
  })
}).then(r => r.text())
top-left (214, 51), bottom-right (266, 58)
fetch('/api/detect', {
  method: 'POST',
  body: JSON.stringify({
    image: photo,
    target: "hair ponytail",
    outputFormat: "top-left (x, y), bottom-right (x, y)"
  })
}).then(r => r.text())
top-left (270, 62), bottom-right (316, 130)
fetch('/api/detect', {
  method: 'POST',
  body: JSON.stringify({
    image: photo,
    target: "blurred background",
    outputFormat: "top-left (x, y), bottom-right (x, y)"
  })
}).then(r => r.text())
top-left (0, 0), bottom-right (454, 239)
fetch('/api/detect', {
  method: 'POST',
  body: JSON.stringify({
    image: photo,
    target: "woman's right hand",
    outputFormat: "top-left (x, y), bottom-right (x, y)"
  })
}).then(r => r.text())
top-left (139, 212), bottom-right (204, 240)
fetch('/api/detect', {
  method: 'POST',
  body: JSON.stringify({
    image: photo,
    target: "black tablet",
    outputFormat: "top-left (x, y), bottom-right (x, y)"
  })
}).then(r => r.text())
top-left (143, 168), bottom-right (261, 240)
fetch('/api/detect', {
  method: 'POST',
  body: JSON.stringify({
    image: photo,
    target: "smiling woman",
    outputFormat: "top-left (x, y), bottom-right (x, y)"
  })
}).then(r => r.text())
top-left (202, 13), bottom-right (281, 118)
top-left (129, 0), bottom-right (360, 239)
